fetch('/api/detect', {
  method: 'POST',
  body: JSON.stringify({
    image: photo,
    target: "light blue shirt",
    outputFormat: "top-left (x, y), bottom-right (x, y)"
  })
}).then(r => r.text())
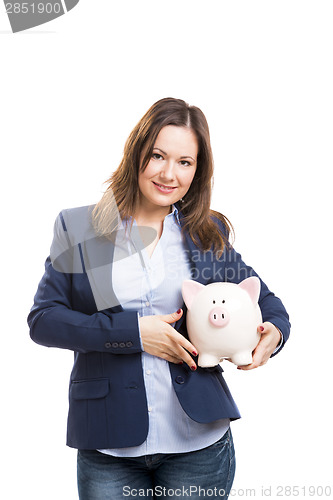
top-left (99, 206), bottom-right (229, 457)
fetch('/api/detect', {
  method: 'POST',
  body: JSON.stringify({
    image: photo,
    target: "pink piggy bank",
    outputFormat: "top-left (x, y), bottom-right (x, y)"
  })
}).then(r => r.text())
top-left (182, 277), bottom-right (262, 367)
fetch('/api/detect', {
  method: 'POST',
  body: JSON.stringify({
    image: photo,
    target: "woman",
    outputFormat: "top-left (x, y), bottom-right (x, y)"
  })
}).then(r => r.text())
top-left (28, 97), bottom-right (290, 499)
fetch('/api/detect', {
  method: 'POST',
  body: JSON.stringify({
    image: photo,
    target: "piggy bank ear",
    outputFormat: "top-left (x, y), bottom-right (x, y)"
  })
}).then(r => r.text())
top-left (182, 280), bottom-right (205, 310)
top-left (238, 277), bottom-right (261, 305)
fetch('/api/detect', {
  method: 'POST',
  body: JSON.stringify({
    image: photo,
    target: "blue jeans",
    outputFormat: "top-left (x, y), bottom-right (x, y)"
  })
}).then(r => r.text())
top-left (77, 428), bottom-right (235, 499)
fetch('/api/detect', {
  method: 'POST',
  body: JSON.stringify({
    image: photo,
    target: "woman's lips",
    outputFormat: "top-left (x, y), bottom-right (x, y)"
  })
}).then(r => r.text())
top-left (153, 181), bottom-right (177, 194)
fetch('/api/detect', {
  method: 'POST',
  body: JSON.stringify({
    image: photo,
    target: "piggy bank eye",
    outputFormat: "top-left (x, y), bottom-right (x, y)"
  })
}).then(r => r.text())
top-left (213, 300), bottom-right (216, 304)
top-left (222, 300), bottom-right (225, 304)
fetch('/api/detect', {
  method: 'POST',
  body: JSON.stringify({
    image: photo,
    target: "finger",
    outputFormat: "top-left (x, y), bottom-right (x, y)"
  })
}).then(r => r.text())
top-left (162, 347), bottom-right (197, 371)
top-left (162, 337), bottom-right (195, 370)
top-left (157, 346), bottom-right (196, 369)
top-left (257, 322), bottom-right (275, 337)
top-left (160, 352), bottom-right (185, 365)
top-left (159, 310), bottom-right (198, 356)
top-left (178, 348), bottom-right (197, 371)
top-left (159, 309), bottom-right (183, 324)
top-left (166, 328), bottom-right (198, 357)
top-left (237, 324), bottom-right (267, 369)
top-left (238, 323), bottom-right (281, 370)
top-left (238, 358), bottom-right (264, 370)
top-left (237, 343), bottom-right (269, 370)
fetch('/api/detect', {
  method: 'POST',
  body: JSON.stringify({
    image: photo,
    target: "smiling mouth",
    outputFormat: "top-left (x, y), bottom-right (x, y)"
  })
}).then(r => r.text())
top-left (153, 182), bottom-right (177, 192)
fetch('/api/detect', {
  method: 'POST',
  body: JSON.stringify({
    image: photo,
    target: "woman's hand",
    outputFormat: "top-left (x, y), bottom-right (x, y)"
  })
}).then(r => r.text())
top-left (237, 322), bottom-right (282, 370)
top-left (139, 309), bottom-right (198, 370)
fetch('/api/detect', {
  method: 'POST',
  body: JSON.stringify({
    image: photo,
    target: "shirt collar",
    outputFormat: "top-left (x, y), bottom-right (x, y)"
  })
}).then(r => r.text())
top-left (169, 204), bottom-right (180, 224)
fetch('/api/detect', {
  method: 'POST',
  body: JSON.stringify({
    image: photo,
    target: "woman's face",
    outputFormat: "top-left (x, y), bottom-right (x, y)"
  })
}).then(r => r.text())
top-left (138, 125), bottom-right (198, 213)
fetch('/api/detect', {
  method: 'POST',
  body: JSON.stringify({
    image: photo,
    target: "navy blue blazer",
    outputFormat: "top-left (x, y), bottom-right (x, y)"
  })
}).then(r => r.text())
top-left (27, 204), bottom-right (290, 450)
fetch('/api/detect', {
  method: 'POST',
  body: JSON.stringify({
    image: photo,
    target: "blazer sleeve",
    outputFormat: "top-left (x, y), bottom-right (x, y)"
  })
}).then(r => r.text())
top-left (27, 213), bottom-right (143, 355)
top-left (223, 246), bottom-right (291, 357)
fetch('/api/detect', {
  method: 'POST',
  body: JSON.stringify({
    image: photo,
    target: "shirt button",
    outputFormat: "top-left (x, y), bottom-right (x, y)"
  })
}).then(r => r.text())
top-left (111, 342), bottom-right (119, 348)
top-left (119, 342), bottom-right (125, 348)
top-left (105, 342), bottom-right (111, 349)
top-left (175, 376), bottom-right (185, 384)
top-left (148, 407), bottom-right (153, 412)
top-left (126, 342), bottom-right (133, 348)
top-left (146, 370), bottom-right (151, 375)
top-left (145, 301), bottom-right (150, 307)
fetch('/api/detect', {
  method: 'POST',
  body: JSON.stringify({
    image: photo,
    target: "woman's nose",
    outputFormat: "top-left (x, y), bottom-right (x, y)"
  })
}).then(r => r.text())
top-left (160, 160), bottom-right (176, 180)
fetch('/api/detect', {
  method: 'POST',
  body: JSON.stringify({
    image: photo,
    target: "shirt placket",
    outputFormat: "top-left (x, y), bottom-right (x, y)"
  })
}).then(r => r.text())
top-left (140, 256), bottom-right (157, 451)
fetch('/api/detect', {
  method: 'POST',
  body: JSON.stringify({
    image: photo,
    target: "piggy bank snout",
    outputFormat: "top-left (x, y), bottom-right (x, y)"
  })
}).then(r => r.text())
top-left (208, 307), bottom-right (230, 327)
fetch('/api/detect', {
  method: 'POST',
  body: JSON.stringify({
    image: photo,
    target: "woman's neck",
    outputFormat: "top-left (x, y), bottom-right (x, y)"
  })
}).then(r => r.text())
top-left (134, 203), bottom-right (172, 225)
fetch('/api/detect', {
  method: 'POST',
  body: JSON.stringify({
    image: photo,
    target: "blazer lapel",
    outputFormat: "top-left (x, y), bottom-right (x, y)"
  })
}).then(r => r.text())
top-left (174, 211), bottom-right (216, 332)
top-left (182, 231), bottom-right (214, 285)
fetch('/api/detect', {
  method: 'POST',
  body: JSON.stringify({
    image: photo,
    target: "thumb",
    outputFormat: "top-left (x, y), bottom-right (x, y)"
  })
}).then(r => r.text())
top-left (257, 323), bottom-right (266, 334)
top-left (160, 308), bottom-right (183, 324)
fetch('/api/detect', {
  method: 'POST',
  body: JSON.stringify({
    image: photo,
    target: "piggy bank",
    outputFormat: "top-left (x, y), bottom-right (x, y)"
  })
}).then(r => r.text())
top-left (182, 277), bottom-right (262, 367)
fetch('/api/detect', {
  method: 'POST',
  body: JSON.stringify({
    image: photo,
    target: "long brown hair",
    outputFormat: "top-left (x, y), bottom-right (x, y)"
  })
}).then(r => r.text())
top-left (91, 97), bottom-right (233, 254)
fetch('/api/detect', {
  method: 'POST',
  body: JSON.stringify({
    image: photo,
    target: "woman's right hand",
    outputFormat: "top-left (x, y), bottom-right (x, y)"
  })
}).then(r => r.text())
top-left (139, 309), bottom-right (198, 370)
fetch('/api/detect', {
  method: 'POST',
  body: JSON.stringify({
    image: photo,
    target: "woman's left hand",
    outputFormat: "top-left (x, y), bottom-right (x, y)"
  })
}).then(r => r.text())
top-left (237, 322), bottom-right (282, 370)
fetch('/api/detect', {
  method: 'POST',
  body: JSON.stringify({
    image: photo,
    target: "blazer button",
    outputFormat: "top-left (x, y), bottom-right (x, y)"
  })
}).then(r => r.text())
top-left (119, 342), bottom-right (125, 348)
top-left (105, 342), bottom-right (111, 349)
top-left (126, 342), bottom-right (133, 348)
top-left (175, 376), bottom-right (185, 384)
top-left (112, 342), bottom-right (119, 348)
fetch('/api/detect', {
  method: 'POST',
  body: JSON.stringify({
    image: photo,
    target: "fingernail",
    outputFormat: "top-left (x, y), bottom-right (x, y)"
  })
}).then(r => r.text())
top-left (191, 365), bottom-right (197, 371)
top-left (178, 361), bottom-right (184, 365)
top-left (259, 326), bottom-right (264, 332)
top-left (192, 351), bottom-right (198, 356)
top-left (177, 309), bottom-right (182, 314)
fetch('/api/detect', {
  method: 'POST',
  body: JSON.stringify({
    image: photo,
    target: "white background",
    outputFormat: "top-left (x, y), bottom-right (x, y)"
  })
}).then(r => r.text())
top-left (1, 1), bottom-right (332, 498)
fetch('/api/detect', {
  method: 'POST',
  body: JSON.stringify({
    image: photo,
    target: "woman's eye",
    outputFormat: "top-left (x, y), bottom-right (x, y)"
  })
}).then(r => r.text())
top-left (152, 153), bottom-right (163, 160)
top-left (180, 160), bottom-right (191, 166)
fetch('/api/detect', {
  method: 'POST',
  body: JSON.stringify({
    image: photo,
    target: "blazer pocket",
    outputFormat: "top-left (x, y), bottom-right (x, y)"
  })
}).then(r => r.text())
top-left (70, 378), bottom-right (109, 400)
